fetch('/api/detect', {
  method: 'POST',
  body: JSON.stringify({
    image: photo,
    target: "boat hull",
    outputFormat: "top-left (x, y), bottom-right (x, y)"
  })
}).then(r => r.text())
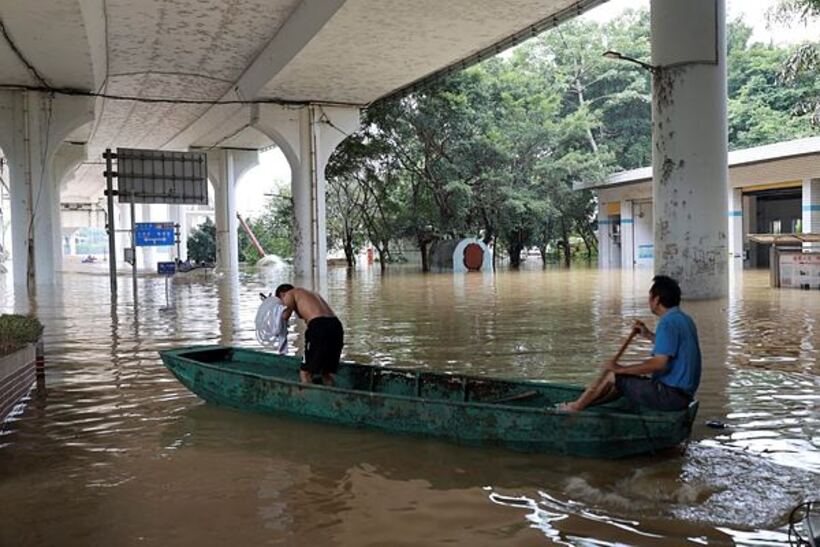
top-left (160, 345), bottom-right (698, 459)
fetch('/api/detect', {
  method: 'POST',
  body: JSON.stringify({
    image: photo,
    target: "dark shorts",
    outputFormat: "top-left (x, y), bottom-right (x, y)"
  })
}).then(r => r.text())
top-left (615, 375), bottom-right (692, 412)
top-left (302, 317), bottom-right (344, 376)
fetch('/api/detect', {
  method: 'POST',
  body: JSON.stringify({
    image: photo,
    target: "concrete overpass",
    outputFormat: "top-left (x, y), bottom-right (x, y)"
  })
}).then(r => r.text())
top-left (0, 0), bottom-right (731, 298)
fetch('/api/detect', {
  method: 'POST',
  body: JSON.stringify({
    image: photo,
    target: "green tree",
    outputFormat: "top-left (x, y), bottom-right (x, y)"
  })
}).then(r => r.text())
top-left (187, 217), bottom-right (216, 262)
top-left (237, 195), bottom-right (294, 263)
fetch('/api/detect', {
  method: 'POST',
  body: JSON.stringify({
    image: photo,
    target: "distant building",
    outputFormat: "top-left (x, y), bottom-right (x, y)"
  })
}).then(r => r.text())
top-left (575, 137), bottom-right (820, 270)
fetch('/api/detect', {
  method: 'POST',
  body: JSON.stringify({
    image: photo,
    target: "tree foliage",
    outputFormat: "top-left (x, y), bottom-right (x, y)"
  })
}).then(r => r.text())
top-left (187, 217), bottom-right (216, 263)
top-left (274, 10), bottom-right (818, 271)
top-left (238, 196), bottom-right (293, 263)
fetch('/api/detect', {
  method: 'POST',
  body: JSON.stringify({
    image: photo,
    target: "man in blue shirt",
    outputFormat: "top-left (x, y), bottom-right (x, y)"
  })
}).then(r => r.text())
top-left (561, 275), bottom-right (701, 412)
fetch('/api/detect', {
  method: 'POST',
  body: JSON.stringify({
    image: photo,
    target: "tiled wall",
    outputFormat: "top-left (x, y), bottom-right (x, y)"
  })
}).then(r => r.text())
top-left (0, 345), bottom-right (36, 423)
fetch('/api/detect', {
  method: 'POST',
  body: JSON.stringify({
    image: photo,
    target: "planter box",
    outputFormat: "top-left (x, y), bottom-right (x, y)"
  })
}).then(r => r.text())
top-left (0, 344), bottom-right (37, 423)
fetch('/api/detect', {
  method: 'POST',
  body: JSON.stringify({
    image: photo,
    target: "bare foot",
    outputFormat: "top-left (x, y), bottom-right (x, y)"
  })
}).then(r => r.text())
top-left (555, 401), bottom-right (582, 413)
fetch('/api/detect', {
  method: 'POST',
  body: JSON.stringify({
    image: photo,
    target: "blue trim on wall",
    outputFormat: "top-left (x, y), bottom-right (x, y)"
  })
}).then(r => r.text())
top-left (621, 218), bottom-right (634, 224)
top-left (803, 204), bottom-right (820, 212)
top-left (728, 211), bottom-right (742, 217)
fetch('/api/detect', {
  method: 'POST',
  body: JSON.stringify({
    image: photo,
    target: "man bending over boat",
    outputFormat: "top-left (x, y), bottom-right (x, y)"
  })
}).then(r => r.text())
top-left (275, 284), bottom-right (344, 386)
top-left (560, 275), bottom-right (701, 413)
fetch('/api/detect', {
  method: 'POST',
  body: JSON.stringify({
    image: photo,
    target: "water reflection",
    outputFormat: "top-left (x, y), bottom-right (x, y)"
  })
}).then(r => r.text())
top-left (0, 265), bottom-right (817, 546)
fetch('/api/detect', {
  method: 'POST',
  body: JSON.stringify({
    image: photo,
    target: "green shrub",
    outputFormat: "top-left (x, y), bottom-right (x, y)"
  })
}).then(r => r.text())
top-left (0, 314), bottom-right (44, 357)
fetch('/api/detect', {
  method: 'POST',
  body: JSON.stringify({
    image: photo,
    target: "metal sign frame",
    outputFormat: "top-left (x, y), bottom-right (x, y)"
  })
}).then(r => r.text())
top-left (116, 148), bottom-right (208, 205)
top-left (103, 148), bottom-right (208, 299)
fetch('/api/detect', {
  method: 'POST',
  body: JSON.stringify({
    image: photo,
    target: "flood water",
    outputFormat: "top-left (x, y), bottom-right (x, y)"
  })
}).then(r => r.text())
top-left (0, 264), bottom-right (818, 546)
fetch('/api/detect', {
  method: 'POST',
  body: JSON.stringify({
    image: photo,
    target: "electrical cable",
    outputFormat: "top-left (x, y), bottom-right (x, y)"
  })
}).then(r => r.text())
top-left (788, 500), bottom-right (819, 546)
top-left (0, 82), bottom-right (359, 108)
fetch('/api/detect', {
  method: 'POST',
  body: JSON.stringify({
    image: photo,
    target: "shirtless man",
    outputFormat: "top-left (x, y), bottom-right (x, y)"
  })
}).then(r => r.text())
top-left (275, 284), bottom-right (344, 386)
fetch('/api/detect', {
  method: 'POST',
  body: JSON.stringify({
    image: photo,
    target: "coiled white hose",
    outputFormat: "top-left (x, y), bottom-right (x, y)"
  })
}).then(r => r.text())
top-left (255, 296), bottom-right (288, 354)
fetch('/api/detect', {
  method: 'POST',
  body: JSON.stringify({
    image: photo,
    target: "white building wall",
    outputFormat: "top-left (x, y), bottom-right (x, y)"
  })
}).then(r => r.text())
top-left (728, 187), bottom-right (743, 268)
top-left (633, 201), bottom-right (654, 269)
top-left (802, 178), bottom-right (819, 251)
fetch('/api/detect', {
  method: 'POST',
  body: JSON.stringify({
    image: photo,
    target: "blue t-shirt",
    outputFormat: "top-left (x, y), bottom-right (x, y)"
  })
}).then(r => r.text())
top-left (651, 307), bottom-right (701, 396)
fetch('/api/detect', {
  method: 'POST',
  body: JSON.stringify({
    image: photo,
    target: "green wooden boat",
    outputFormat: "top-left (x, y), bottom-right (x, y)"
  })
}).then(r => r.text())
top-left (159, 345), bottom-right (699, 459)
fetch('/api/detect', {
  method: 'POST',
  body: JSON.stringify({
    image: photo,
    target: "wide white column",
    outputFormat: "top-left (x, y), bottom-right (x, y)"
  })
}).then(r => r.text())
top-left (803, 178), bottom-right (820, 251)
top-left (139, 204), bottom-right (155, 270)
top-left (207, 149), bottom-right (259, 273)
top-left (620, 199), bottom-right (635, 269)
top-left (728, 187), bottom-right (743, 268)
top-left (253, 104), bottom-right (360, 285)
top-left (51, 143), bottom-right (86, 272)
top-left (0, 91), bottom-right (93, 287)
top-left (651, 0), bottom-right (728, 299)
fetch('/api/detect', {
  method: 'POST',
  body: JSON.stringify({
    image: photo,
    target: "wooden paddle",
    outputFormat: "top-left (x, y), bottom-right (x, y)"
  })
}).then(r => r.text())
top-left (611, 327), bottom-right (639, 366)
top-left (584, 326), bottom-right (639, 395)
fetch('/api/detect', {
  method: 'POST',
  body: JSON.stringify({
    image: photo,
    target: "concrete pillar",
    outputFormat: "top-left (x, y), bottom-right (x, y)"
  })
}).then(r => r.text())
top-left (596, 201), bottom-right (610, 269)
top-left (744, 194), bottom-right (758, 268)
top-left (651, 0), bottom-right (728, 298)
top-left (253, 103), bottom-right (360, 286)
top-left (68, 231), bottom-right (77, 256)
top-left (207, 149), bottom-right (259, 273)
top-left (0, 91), bottom-right (93, 287)
top-left (118, 202), bottom-right (131, 268)
top-left (728, 187), bottom-right (743, 268)
top-left (803, 178), bottom-right (820, 251)
top-left (139, 204), bottom-right (154, 271)
top-left (620, 199), bottom-right (635, 269)
top-left (51, 142), bottom-right (86, 271)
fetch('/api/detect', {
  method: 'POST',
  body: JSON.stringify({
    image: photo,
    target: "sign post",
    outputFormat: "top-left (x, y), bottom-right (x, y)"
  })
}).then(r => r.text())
top-left (101, 148), bottom-right (207, 304)
top-left (104, 149), bottom-right (117, 294)
top-left (158, 261), bottom-right (176, 309)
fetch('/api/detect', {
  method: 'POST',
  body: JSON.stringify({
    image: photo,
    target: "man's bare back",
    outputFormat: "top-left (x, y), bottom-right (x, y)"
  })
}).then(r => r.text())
top-left (274, 284), bottom-right (343, 386)
top-left (279, 287), bottom-right (336, 323)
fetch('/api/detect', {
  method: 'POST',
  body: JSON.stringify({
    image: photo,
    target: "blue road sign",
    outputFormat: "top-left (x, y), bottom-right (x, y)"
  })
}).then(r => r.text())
top-left (135, 222), bottom-right (175, 247)
top-left (157, 261), bottom-right (176, 276)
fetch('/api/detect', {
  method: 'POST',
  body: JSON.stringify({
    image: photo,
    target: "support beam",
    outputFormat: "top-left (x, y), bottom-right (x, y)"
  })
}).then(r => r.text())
top-left (803, 178), bottom-right (820, 251)
top-left (254, 104), bottom-right (359, 285)
top-left (207, 149), bottom-right (259, 274)
top-left (620, 199), bottom-right (634, 269)
top-left (0, 91), bottom-right (93, 287)
top-left (728, 187), bottom-right (743, 268)
top-left (651, 0), bottom-right (728, 299)
top-left (52, 142), bottom-right (87, 271)
top-left (234, 0), bottom-right (348, 100)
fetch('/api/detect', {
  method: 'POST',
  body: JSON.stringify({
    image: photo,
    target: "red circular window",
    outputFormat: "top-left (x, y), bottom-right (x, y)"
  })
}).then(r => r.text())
top-left (463, 243), bottom-right (484, 271)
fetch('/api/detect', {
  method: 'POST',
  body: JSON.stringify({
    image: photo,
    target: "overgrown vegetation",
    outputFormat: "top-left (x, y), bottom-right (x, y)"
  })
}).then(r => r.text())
top-left (187, 217), bottom-right (216, 263)
top-left (191, 10), bottom-right (818, 272)
top-left (0, 314), bottom-right (43, 357)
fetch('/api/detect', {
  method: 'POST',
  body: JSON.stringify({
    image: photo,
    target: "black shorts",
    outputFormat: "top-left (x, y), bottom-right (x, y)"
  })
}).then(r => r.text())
top-left (301, 317), bottom-right (344, 375)
top-left (614, 376), bottom-right (692, 412)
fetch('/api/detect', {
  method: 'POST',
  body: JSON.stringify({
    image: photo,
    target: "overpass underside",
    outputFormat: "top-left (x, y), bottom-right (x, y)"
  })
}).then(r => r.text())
top-left (0, 0), bottom-right (730, 298)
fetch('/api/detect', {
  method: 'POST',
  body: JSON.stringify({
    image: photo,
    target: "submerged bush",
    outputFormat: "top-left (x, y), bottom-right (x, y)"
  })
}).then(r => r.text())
top-left (0, 314), bottom-right (44, 357)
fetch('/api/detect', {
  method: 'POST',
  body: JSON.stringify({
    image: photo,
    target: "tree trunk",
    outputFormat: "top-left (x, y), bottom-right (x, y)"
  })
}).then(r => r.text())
top-left (538, 245), bottom-right (548, 268)
top-left (561, 220), bottom-right (571, 268)
top-left (343, 235), bottom-right (356, 269)
top-left (508, 241), bottom-right (523, 268)
top-left (378, 239), bottom-right (390, 273)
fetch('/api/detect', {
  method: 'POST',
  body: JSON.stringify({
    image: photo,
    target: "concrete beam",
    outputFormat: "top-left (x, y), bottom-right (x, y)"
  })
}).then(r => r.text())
top-left (234, 0), bottom-right (348, 100)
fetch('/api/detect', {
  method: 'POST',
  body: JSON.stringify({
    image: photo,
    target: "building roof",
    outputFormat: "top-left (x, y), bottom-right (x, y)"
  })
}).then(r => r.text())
top-left (574, 136), bottom-right (820, 191)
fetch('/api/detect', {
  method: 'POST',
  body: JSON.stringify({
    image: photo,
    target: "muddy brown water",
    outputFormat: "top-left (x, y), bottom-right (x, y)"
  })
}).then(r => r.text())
top-left (0, 265), bottom-right (817, 546)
